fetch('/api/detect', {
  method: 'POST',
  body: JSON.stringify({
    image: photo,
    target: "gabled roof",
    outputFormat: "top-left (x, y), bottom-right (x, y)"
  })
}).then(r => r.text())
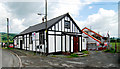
top-left (18, 13), bottom-right (81, 35)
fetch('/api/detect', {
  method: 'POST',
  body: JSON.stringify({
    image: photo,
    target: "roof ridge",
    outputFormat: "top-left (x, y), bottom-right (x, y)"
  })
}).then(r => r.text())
top-left (30, 13), bottom-right (68, 27)
top-left (19, 13), bottom-right (69, 35)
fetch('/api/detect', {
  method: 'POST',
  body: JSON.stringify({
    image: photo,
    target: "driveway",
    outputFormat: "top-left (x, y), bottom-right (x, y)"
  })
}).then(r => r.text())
top-left (9, 49), bottom-right (120, 68)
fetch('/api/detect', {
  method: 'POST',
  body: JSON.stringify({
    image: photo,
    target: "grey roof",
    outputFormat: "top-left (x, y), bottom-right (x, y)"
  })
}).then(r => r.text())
top-left (18, 13), bottom-right (81, 35)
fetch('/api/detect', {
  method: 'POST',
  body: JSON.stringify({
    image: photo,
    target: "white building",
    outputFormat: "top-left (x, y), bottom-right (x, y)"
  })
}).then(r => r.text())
top-left (13, 13), bottom-right (86, 54)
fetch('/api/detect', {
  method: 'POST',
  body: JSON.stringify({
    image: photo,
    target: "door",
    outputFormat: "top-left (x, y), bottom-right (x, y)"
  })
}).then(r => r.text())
top-left (20, 40), bottom-right (22, 50)
top-left (73, 36), bottom-right (79, 52)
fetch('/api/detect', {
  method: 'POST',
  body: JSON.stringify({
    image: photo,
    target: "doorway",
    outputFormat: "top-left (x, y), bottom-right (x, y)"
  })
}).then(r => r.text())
top-left (20, 40), bottom-right (22, 50)
top-left (73, 36), bottom-right (79, 52)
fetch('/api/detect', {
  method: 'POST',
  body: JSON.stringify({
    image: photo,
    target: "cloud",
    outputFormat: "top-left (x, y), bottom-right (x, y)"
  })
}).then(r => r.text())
top-left (0, 3), bottom-right (12, 32)
top-left (77, 8), bottom-right (118, 37)
top-left (89, 6), bottom-right (93, 9)
top-left (0, 0), bottom-right (119, 36)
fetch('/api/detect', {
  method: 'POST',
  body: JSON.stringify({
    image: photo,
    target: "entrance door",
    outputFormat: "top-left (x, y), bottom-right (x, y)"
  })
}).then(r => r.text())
top-left (20, 40), bottom-right (22, 50)
top-left (73, 36), bottom-right (79, 52)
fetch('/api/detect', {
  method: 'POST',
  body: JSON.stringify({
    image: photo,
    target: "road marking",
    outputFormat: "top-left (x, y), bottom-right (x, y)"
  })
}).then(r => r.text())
top-left (10, 51), bottom-right (22, 67)
top-left (66, 61), bottom-right (84, 64)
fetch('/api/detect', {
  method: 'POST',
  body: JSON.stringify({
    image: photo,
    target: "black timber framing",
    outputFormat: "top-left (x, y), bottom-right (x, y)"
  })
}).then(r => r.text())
top-left (22, 35), bottom-right (24, 49)
top-left (29, 34), bottom-right (30, 50)
top-left (24, 35), bottom-right (25, 49)
top-left (13, 13), bottom-right (83, 55)
top-left (32, 36), bottom-right (33, 51)
top-left (39, 31), bottom-right (40, 45)
top-left (26, 35), bottom-right (27, 51)
top-left (13, 13), bottom-right (82, 39)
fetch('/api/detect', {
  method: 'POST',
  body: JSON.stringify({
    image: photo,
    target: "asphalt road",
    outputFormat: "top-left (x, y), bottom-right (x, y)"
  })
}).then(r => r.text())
top-left (0, 46), bottom-right (2, 68)
top-left (2, 49), bottom-right (20, 67)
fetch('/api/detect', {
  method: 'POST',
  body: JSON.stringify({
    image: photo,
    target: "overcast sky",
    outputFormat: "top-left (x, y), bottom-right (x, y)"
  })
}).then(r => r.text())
top-left (0, 0), bottom-right (119, 37)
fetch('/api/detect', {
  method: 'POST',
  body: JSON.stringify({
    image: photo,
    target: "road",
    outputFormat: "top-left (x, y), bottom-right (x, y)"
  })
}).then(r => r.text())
top-left (2, 49), bottom-right (20, 67)
top-left (11, 49), bottom-right (120, 67)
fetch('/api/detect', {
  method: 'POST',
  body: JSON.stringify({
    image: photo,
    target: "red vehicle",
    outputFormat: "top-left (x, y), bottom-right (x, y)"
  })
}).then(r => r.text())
top-left (9, 44), bottom-right (13, 48)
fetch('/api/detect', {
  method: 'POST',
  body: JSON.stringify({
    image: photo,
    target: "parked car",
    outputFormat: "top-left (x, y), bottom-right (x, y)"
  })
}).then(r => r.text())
top-left (98, 46), bottom-right (103, 50)
top-left (9, 44), bottom-right (13, 48)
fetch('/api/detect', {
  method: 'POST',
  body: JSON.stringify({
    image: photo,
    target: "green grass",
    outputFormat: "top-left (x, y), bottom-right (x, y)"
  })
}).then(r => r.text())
top-left (110, 42), bottom-right (120, 53)
top-left (2, 47), bottom-right (14, 50)
top-left (81, 51), bottom-right (89, 54)
top-left (103, 48), bottom-right (115, 53)
top-left (66, 54), bottom-right (79, 58)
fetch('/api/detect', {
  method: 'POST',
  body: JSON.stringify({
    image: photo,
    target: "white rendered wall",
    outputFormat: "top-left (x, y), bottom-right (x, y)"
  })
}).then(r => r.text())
top-left (48, 35), bottom-right (55, 53)
top-left (18, 36), bottom-right (21, 48)
top-left (79, 37), bottom-right (81, 51)
top-left (82, 38), bottom-right (86, 50)
top-left (56, 36), bottom-right (61, 52)
top-left (71, 36), bottom-right (73, 52)
top-left (27, 34), bottom-right (29, 50)
top-left (62, 36), bottom-right (65, 52)
top-left (33, 40), bottom-right (36, 51)
top-left (66, 35), bottom-right (70, 52)
top-left (30, 44), bottom-right (33, 51)
top-left (24, 35), bottom-right (26, 50)
top-left (48, 31), bottom-right (54, 34)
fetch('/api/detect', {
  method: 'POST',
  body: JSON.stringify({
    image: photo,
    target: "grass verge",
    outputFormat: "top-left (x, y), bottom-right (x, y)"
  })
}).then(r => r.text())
top-left (81, 51), bottom-right (89, 54)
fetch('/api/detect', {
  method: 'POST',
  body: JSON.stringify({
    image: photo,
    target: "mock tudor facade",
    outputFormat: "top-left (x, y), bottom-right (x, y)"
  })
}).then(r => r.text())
top-left (13, 13), bottom-right (86, 54)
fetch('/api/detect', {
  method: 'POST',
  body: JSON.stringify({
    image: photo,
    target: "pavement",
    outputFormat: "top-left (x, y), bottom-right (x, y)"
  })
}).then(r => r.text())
top-left (8, 49), bottom-right (120, 68)
top-left (2, 49), bottom-right (20, 67)
top-left (0, 46), bottom-right (2, 69)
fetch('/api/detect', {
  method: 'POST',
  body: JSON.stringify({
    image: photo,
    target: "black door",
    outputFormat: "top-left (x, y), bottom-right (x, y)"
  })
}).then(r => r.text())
top-left (20, 40), bottom-right (22, 50)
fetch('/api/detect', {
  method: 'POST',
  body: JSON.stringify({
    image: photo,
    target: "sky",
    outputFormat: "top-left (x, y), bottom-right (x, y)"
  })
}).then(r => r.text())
top-left (0, 0), bottom-right (119, 37)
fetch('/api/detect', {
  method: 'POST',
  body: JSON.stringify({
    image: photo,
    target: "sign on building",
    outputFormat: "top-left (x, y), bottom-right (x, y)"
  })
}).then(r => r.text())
top-left (32, 32), bottom-right (36, 41)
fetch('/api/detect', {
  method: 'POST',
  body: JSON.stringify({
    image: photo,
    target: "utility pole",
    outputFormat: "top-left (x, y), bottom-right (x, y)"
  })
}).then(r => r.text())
top-left (45, 0), bottom-right (48, 54)
top-left (38, 0), bottom-right (48, 55)
top-left (7, 18), bottom-right (9, 48)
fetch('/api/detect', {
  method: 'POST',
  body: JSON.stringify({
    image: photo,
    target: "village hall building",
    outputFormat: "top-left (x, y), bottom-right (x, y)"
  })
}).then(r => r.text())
top-left (14, 13), bottom-right (86, 54)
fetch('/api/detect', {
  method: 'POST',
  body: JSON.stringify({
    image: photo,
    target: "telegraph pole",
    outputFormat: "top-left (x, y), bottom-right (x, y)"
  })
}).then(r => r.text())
top-left (7, 18), bottom-right (9, 48)
top-left (37, 0), bottom-right (48, 55)
top-left (45, 0), bottom-right (48, 54)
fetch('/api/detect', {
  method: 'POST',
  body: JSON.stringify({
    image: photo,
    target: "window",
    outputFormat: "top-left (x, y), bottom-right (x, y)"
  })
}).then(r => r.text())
top-left (64, 20), bottom-right (70, 29)
top-left (22, 36), bottom-right (24, 44)
top-left (83, 39), bottom-right (85, 42)
top-left (29, 33), bottom-right (32, 44)
top-left (39, 32), bottom-right (44, 44)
